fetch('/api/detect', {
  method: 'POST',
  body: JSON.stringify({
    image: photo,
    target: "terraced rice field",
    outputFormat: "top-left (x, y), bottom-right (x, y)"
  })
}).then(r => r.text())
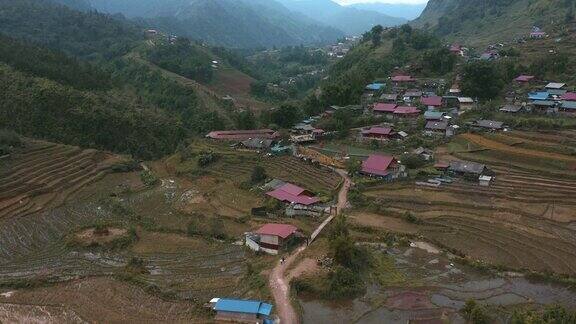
top-left (363, 131), bottom-right (576, 275)
top-left (207, 154), bottom-right (342, 195)
top-left (0, 140), bottom-right (119, 220)
top-left (0, 174), bottom-right (250, 303)
top-left (0, 277), bottom-right (202, 322)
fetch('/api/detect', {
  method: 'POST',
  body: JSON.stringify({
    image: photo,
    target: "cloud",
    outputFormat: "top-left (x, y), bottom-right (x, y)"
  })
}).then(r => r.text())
top-left (336, 0), bottom-right (428, 5)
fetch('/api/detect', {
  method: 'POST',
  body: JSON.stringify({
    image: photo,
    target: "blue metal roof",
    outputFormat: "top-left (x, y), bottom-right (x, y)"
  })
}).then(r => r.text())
top-left (215, 299), bottom-right (273, 316)
top-left (528, 91), bottom-right (549, 101)
top-left (424, 111), bottom-right (444, 119)
top-left (365, 83), bottom-right (385, 91)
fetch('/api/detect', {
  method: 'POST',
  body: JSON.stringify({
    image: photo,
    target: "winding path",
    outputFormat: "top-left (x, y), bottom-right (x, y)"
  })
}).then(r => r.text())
top-left (268, 168), bottom-right (351, 324)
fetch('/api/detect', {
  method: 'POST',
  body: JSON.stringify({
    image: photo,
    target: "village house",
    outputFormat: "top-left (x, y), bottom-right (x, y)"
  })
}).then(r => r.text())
top-left (394, 106), bottom-right (421, 119)
top-left (403, 90), bottom-right (423, 104)
top-left (379, 93), bottom-right (399, 103)
top-left (457, 97), bottom-right (475, 111)
top-left (392, 75), bottom-right (416, 87)
top-left (245, 223), bottom-right (299, 255)
top-left (514, 75), bottom-right (535, 83)
top-left (360, 154), bottom-right (405, 180)
top-left (412, 147), bottom-right (434, 161)
top-left (425, 120), bottom-right (449, 134)
top-left (472, 120), bottom-right (504, 131)
top-left (479, 175), bottom-right (493, 187)
top-left (545, 82), bottom-right (566, 90)
top-left (266, 183), bottom-right (319, 206)
top-left (361, 126), bottom-right (395, 140)
top-left (500, 105), bottom-right (525, 113)
top-left (528, 91), bottom-right (550, 101)
top-left (450, 44), bottom-right (464, 56)
top-left (561, 101), bottom-right (576, 113)
top-left (449, 160), bottom-right (491, 178)
top-left (531, 100), bottom-right (557, 113)
top-left (424, 111), bottom-right (445, 121)
top-left (373, 103), bottom-right (397, 115)
top-left (365, 83), bottom-right (385, 92)
top-left (562, 92), bottom-right (576, 101)
top-left (238, 138), bottom-right (274, 152)
top-left (210, 298), bottom-right (273, 324)
top-left (206, 129), bottom-right (280, 141)
top-left (421, 96), bottom-right (443, 109)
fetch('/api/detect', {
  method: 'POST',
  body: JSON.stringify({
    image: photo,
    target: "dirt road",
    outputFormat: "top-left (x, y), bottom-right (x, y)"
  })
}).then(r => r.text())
top-left (268, 169), bottom-right (351, 324)
top-left (461, 133), bottom-right (576, 162)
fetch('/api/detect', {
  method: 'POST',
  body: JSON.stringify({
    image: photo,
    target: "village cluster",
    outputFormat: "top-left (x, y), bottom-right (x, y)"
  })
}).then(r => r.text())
top-left (197, 26), bottom-right (575, 323)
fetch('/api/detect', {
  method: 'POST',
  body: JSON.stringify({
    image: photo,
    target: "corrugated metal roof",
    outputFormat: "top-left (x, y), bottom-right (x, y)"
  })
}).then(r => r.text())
top-left (562, 92), bottom-right (576, 101)
top-left (421, 96), bottom-right (443, 106)
top-left (255, 224), bottom-right (298, 239)
top-left (361, 155), bottom-right (396, 177)
top-left (528, 92), bottom-right (549, 101)
top-left (266, 183), bottom-right (319, 206)
top-left (562, 101), bottom-right (576, 110)
top-left (373, 103), bottom-right (397, 112)
top-left (362, 127), bottom-right (393, 136)
top-left (215, 299), bottom-right (273, 316)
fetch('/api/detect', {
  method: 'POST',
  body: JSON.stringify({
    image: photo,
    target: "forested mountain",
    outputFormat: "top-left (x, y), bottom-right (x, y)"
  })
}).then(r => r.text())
top-left (348, 2), bottom-right (427, 20)
top-left (277, 0), bottom-right (407, 35)
top-left (414, 0), bottom-right (575, 45)
top-left (88, 0), bottom-right (344, 48)
top-left (0, 0), bottom-right (232, 158)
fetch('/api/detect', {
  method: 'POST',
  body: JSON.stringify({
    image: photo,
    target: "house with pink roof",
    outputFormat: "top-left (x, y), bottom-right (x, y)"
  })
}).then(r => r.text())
top-left (392, 75), bottom-right (415, 83)
top-left (373, 103), bottom-right (397, 114)
top-left (514, 75), bottom-right (535, 83)
top-left (360, 154), bottom-right (404, 180)
top-left (266, 183), bottom-right (319, 206)
top-left (361, 126), bottom-right (394, 140)
top-left (246, 223), bottom-right (300, 255)
top-left (393, 106), bottom-right (421, 118)
top-left (562, 92), bottom-right (576, 101)
top-left (421, 96), bottom-right (443, 108)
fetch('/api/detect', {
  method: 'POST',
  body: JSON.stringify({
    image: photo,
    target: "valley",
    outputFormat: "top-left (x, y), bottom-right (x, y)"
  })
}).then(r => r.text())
top-left (0, 0), bottom-right (576, 323)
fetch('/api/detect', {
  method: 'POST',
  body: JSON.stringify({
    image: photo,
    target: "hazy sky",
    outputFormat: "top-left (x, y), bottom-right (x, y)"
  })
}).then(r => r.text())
top-left (336, 0), bottom-right (428, 5)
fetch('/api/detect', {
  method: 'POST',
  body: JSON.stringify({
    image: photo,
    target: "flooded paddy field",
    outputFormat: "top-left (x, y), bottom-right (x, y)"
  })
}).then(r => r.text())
top-left (299, 242), bottom-right (576, 323)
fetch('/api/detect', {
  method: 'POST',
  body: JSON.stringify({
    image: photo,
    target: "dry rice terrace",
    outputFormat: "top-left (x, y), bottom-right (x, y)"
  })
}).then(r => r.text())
top-left (0, 140), bottom-right (121, 220)
top-left (361, 131), bottom-right (576, 275)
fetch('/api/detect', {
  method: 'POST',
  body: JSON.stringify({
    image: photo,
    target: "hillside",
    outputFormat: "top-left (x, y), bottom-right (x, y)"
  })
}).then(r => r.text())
top-left (414, 0), bottom-right (575, 45)
top-left (276, 0), bottom-right (407, 35)
top-left (88, 0), bottom-right (344, 48)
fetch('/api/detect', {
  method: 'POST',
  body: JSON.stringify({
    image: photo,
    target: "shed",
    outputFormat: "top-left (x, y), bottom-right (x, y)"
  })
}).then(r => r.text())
top-left (449, 161), bottom-right (487, 176)
top-left (213, 298), bottom-right (273, 323)
top-left (479, 175), bottom-right (493, 187)
top-left (500, 105), bottom-right (523, 113)
top-left (424, 111), bottom-right (445, 121)
top-left (474, 120), bottom-right (504, 130)
top-left (528, 92), bottom-right (549, 101)
top-left (240, 138), bottom-right (274, 151)
top-left (425, 121), bottom-right (449, 132)
top-left (545, 82), bottom-right (566, 90)
top-left (379, 93), bottom-right (398, 102)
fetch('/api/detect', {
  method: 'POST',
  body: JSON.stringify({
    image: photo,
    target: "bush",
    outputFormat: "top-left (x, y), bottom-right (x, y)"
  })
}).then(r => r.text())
top-left (250, 165), bottom-right (267, 184)
top-left (198, 151), bottom-right (219, 167)
top-left (325, 266), bottom-right (366, 299)
top-left (186, 218), bottom-right (200, 236)
top-left (402, 212), bottom-right (423, 224)
top-left (209, 217), bottom-right (227, 240)
top-left (462, 300), bottom-right (490, 324)
top-left (140, 170), bottom-right (159, 187)
top-left (0, 129), bottom-right (22, 155)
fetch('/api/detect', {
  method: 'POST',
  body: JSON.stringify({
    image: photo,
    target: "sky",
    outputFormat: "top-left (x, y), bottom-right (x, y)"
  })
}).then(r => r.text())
top-left (335, 0), bottom-right (428, 5)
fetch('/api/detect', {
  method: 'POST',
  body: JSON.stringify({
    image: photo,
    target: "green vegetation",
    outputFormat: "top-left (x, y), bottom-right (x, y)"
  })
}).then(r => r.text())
top-left (250, 165), bottom-right (268, 185)
top-left (462, 300), bottom-right (490, 324)
top-left (461, 61), bottom-right (506, 101)
top-left (145, 38), bottom-right (214, 83)
top-left (0, 129), bottom-right (23, 155)
top-left (511, 304), bottom-right (576, 323)
top-left (140, 170), bottom-right (160, 187)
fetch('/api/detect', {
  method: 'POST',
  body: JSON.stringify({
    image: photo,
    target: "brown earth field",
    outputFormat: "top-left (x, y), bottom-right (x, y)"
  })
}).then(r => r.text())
top-left (207, 68), bottom-right (271, 111)
top-left (358, 131), bottom-right (576, 276)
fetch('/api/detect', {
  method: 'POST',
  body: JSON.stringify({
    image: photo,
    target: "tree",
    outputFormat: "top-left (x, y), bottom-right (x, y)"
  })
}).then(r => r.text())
top-left (250, 165), bottom-right (267, 184)
top-left (270, 104), bottom-right (302, 128)
top-left (371, 25), bottom-right (384, 47)
top-left (461, 61), bottom-right (505, 101)
top-left (235, 110), bottom-right (257, 130)
top-left (462, 300), bottom-right (490, 324)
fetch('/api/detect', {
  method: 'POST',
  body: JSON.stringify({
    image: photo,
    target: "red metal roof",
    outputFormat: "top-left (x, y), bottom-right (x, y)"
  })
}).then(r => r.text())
top-left (373, 103), bottom-right (397, 113)
top-left (266, 183), bottom-right (319, 206)
top-left (421, 96), bottom-right (443, 107)
top-left (394, 106), bottom-right (420, 115)
top-left (515, 75), bottom-right (535, 82)
top-left (562, 92), bottom-right (576, 101)
top-left (255, 223), bottom-right (298, 239)
top-left (362, 127), bottom-right (393, 136)
top-left (206, 129), bottom-right (279, 140)
top-left (392, 75), bottom-right (414, 82)
top-left (361, 154), bottom-right (396, 177)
